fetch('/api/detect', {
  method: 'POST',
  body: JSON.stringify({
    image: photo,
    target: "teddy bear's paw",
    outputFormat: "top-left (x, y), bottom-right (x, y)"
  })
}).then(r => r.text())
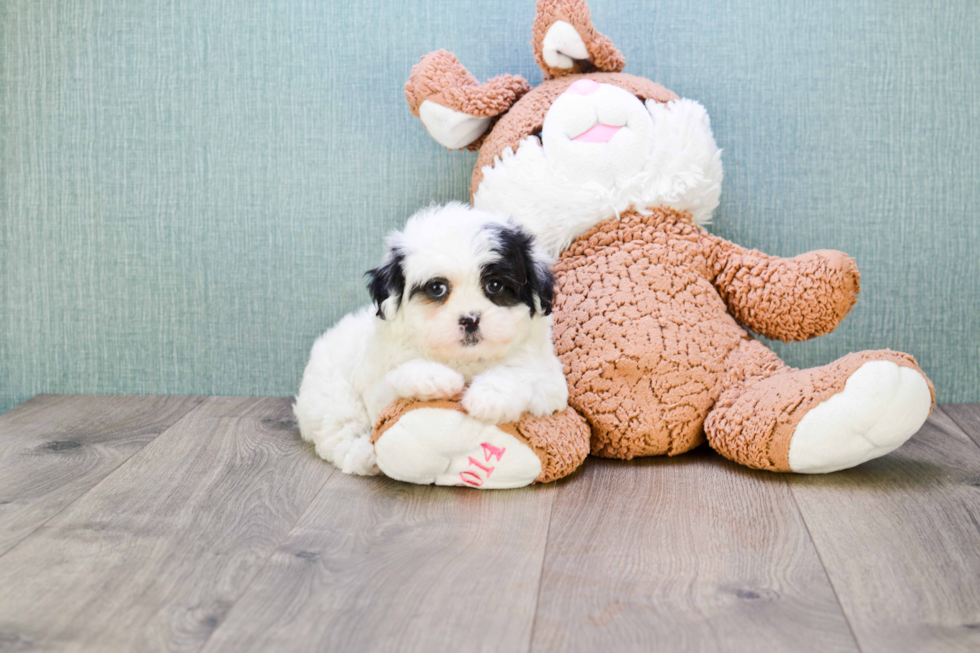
top-left (788, 361), bottom-right (932, 473)
top-left (374, 408), bottom-right (541, 489)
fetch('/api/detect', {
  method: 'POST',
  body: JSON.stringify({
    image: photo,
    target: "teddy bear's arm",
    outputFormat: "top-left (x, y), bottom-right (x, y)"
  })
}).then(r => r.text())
top-left (700, 231), bottom-right (861, 342)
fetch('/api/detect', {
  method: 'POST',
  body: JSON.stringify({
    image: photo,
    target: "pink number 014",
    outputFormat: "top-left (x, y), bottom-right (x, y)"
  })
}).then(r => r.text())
top-left (459, 443), bottom-right (506, 487)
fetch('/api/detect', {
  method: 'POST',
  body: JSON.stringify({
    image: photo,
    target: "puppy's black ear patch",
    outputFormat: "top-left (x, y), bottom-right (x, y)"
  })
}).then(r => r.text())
top-left (365, 248), bottom-right (405, 319)
top-left (532, 258), bottom-right (555, 316)
top-left (485, 223), bottom-right (555, 317)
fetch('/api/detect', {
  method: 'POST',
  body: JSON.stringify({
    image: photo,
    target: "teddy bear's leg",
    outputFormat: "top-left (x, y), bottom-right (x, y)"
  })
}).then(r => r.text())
top-left (371, 399), bottom-right (590, 488)
top-left (705, 340), bottom-right (934, 473)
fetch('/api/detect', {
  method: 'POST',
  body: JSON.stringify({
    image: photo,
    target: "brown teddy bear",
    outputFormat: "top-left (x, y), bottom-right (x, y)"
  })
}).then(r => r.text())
top-left (372, 0), bottom-right (934, 488)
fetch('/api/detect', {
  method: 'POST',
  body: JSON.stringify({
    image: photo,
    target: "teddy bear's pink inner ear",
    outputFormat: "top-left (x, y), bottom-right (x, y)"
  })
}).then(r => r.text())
top-left (405, 50), bottom-right (531, 150)
top-left (532, 0), bottom-right (625, 79)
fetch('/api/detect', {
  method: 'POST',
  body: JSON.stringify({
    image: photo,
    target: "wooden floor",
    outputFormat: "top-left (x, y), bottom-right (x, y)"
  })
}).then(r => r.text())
top-left (0, 396), bottom-right (978, 652)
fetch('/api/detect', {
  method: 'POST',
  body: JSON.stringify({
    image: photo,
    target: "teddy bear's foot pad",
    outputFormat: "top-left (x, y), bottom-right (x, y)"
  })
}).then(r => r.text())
top-left (788, 361), bottom-right (932, 473)
top-left (374, 408), bottom-right (542, 489)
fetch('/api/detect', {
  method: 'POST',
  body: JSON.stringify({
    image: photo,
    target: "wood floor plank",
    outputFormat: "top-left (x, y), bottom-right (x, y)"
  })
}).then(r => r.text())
top-left (788, 407), bottom-right (980, 653)
top-left (0, 394), bottom-right (204, 556)
top-left (200, 473), bottom-right (556, 653)
top-left (530, 451), bottom-right (857, 653)
top-left (0, 396), bottom-right (331, 653)
top-left (943, 403), bottom-right (980, 448)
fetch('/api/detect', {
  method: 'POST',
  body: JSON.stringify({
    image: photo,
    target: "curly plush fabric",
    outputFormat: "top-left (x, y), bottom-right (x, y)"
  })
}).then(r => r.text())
top-left (404, 50), bottom-right (531, 151)
top-left (552, 206), bottom-right (879, 462)
top-left (405, 50), bottom-right (531, 119)
top-left (531, 0), bottom-right (625, 79)
top-left (371, 398), bottom-right (590, 484)
top-left (705, 244), bottom-right (860, 342)
top-left (705, 348), bottom-right (934, 471)
top-left (501, 405), bottom-right (591, 482)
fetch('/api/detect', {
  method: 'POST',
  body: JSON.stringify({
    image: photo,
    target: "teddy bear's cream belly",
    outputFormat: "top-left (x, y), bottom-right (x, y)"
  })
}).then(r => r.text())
top-left (553, 233), bottom-right (747, 460)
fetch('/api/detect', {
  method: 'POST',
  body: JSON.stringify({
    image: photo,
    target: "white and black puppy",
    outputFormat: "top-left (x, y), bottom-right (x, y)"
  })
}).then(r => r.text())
top-left (294, 202), bottom-right (569, 476)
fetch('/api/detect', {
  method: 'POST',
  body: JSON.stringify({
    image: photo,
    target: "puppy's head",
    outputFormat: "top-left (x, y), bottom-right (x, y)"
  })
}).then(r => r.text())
top-left (366, 202), bottom-right (554, 363)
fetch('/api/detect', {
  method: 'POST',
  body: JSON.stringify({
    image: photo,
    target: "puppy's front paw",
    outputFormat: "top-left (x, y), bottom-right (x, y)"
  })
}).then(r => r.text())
top-left (462, 384), bottom-right (523, 424)
top-left (403, 363), bottom-right (466, 401)
top-left (527, 383), bottom-right (569, 417)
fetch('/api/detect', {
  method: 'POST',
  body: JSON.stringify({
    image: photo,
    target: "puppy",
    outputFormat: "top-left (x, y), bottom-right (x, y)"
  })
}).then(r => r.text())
top-left (294, 202), bottom-right (569, 475)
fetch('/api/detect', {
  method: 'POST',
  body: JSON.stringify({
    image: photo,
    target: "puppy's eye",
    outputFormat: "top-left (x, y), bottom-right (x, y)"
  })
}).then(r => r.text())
top-left (484, 279), bottom-right (503, 295)
top-left (425, 280), bottom-right (449, 299)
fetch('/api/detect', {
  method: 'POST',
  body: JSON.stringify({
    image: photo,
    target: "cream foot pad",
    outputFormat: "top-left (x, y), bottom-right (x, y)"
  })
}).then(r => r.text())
top-left (788, 361), bottom-right (932, 473)
top-left (372, 398), bottom-right (591, 489)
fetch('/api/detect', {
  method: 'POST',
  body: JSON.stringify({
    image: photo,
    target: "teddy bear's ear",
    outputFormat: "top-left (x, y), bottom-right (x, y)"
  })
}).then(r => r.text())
top-left (532, 0), bottom-right (625, 79)
top-left (405, 50), bottom-right (531, 150)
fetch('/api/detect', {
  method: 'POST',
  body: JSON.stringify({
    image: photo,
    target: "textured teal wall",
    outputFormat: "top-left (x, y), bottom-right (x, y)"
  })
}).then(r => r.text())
top-left (2, 0), bottom-right (978, 413)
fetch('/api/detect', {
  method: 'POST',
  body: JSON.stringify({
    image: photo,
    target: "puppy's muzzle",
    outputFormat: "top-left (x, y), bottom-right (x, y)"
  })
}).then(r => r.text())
top-left (459, 314), bottom-right (482, 346)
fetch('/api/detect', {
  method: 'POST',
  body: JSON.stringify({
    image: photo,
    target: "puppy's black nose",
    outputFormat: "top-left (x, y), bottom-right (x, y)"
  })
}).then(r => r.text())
top-left (459, 314), bottom-right (480, 334)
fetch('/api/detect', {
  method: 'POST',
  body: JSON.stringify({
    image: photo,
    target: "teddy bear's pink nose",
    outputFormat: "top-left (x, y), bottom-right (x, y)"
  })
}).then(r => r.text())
top-left (567, 79), bottom-right (600, 95)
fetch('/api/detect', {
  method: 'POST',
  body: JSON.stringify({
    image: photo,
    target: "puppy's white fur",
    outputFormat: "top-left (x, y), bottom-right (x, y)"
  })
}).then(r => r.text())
top-left (294, 203), bottom-right (569, 475)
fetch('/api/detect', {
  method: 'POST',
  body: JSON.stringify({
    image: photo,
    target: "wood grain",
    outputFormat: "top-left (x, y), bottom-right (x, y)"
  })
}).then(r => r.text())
top-left (201, 473), bottom-right (557, 653)
top-left (944, 403), bottom-right (980, 448)
top-left (3, 396), bottom-right (979, 653)
top-left (788, 407), bottom-right (980, 653)
top-left (0, 396), bottom-right (330, 653)
top-left (530, 451), bottom-right (857, 653)
top-left (0, 394), bottom-right (204, 556)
